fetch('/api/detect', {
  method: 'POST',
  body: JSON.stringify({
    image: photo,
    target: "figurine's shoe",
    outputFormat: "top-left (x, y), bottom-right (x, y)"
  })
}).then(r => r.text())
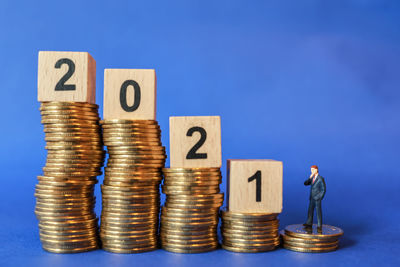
top-left (303, 223), bottom-right (312, 228)
top-left (317, 226), bottom-right (323, 233)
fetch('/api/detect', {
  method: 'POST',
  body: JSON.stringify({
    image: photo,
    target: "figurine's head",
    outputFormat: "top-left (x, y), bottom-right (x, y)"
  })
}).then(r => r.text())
top-left (311, 165), bottom-right (319, 175)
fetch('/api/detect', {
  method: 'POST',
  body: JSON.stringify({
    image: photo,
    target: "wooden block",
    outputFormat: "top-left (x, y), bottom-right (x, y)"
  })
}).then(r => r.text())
top-left (103, 69), bottom-right (156, 120)
top-left (227, 159), bottom-right (283, 213)
top-left (170, 116), bottom-right (221, 168)
top-left (37, 51), bottom-right (96, 103)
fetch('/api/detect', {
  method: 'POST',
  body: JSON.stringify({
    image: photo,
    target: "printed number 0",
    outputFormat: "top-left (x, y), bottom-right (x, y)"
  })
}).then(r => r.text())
top-left (54, 58), bottom-right (76, 91)
top-left (120, 80), bottom-right (141, 112)
top-left (248, 170), bottom-right (262, 202)
top-left (186, 127), bottom-right (207, 159)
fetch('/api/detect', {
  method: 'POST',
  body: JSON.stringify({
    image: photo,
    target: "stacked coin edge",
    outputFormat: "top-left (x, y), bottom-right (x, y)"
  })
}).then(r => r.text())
top-left (161, 167), bottom-right (223, 253)
top-left (99, 119), bottom-right (166, 253)
top-left (221, 210), bottom-right (280, 253)
top-left (281, 224), bottom-right (344, 253)
top-left (36, 101), bottom-right (104, 253)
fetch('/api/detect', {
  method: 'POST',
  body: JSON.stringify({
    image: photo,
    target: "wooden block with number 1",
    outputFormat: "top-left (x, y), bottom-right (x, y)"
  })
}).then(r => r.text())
top-left (227, 159), bottom-right (283, 213)
top-left (170, 116), bottom-right (221, 168)
top-left (37, 51), bottom-right (96, 103)
top-left (103, 69), bottom-right (156, 120)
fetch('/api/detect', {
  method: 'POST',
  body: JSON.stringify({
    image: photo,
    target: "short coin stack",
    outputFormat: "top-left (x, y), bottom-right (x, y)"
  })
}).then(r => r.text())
top-left (161, 168), bottom-right (223, 253)
top-left (100, 119), bottom-right (166, 253)
top-left (221, 210), bottom-right (280, 253)
top-left (35, 101), bottom-right (104, 253)
top-left (281, 224), bottom-right (343, 253)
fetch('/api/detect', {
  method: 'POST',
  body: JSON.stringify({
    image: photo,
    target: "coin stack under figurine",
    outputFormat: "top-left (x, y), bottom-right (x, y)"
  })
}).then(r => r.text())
top-left (281, 224), bottom-right (344, 253)
top-left (35, 101), bottom-right (104, 253)
top-left (221, 210), bottom-right (280, 252)
top-left (99, 119), bottom-right (166, 253)
top-left (160, 168), bottom-right (223, 253)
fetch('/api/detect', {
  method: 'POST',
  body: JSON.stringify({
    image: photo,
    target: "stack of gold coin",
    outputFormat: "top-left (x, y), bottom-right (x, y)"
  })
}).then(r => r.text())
top-left (160, 168), bottom-right (223, 253)
top-left (99, 119), bottom-right (166, 253)
top-left (35, 101), bottom-right (104, 253)
top-left (281, 224), bottom-right (343, 253)
top-left (221, 210), bottom-right (280, 253)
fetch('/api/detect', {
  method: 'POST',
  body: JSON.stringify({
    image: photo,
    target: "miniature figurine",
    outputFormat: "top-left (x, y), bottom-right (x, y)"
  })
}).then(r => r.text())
top-left (303, 165), bottom-right (326, 233)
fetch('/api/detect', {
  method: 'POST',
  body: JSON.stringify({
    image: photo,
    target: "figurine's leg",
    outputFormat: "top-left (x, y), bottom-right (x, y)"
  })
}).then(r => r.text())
top-left (306, 200), bottom-right (315, 225)
top-left (316, 200), bottom-right (322, 228)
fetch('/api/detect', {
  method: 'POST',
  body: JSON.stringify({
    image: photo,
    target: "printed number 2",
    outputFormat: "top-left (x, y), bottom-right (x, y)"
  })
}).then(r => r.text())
top-left (248, 170), bottom-right (262, 202)
top-left (186, 127), bottom-right (207, 159)
top-left (54, 58), bottom-right (76, 91)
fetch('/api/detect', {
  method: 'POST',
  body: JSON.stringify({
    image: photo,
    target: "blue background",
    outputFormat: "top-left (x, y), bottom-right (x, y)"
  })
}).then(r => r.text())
top-left (0, 0), bottom-right (399, 266)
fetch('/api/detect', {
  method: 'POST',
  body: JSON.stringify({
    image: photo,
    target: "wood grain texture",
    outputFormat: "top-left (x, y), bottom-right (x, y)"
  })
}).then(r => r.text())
top-left (227, 159), bottom-right (283, 213)
top-left (37, 51), bottom-right (96, 103)
top-left (103, 69), bottom-right (156, 120)
top-left (169, 116), bottom-right (221, 168)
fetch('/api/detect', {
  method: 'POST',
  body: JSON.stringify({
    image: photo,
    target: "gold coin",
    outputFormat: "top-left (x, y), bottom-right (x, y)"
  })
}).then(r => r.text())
top-left (38, 217), bottom-right (98, 227)
top-left (107, 158), bottom-right (165, 164)
top-left (39, 105), bottom-right (98, 111)
top-left (38, 214), bottom-right (97, 223)
top-left (103, 133), bottom-right (161, 139)
top-left (221, 243), bottom-right (276, 253)
top-left (161, 242), bottom-right (218, 250)
top-left (284, 224), bottom-right (344, 240)
top-left (223, 218), bottom-right (279, 225)
top-left (41, 114), bottom-right (99, 121)
top-left (44, 124), bottom-right (101, 130)
top-left (162, 188), bottom-right (219, 195)
top-left (39, 227), bottom-right (97, 236)
top-left (102, 246), bottom-right (157, 254)
top-left (104, 136), bottom-right (161, 141)
top-left (221, 210), bottom-right (278, 221)
top-left (167, 193), bottom-right (224, 200)
top-left (40, 109), bottom-right (98, 114)
top-left (165, 203), bottom-right (222, 209)
top-left (42, 244), bottom-right (98, 254)
top-left (163, 168), bottom-right (220, 173)
top-left (161, 216), bottom-right (218, 224)
top-left (222, 229), bottom-right (278, 237)
top-left (101, 184), bottom-right (159, 191)
top-left (44, 132), bottom-right (100, 137)
top-left (100, 119), bottom-right (158, 124)
top-left (284, 239), bottom-right (339, 248)
top-left (280, 230), bottom-right (338, 243)
top-left (108, 154), bottom-right (166, 159)
top-left (160, 237), bottom-right (217, 246)
top-left (107, 146), bottom-right (165, 151)
top-left (283, 243), bottom-right (338, 253)
top-left (41, 101), bottom-right (98, 107)
top-left (161, 244), bottom-right (217, 254)
top-left (161, 207), bottom-right (218, 218)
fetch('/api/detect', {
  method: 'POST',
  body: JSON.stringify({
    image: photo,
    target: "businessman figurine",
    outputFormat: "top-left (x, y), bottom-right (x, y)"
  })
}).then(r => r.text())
top-left (303, 165), bottom-right (326, 233)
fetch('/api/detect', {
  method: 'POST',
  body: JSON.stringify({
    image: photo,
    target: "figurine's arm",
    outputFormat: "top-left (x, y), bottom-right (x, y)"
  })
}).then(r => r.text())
top-left (304, 178), bottom-right (312, 186)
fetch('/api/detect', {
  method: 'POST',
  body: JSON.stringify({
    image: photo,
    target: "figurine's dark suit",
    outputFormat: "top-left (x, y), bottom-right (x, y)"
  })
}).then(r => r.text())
top-left (304, 175), bottom-right (326, 228)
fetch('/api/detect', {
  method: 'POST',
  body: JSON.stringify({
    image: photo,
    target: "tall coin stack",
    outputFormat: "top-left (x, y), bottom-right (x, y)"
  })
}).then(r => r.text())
top-left (160, 168), bottom-right (223, 253)
top-left (99, 119), bottom-right (166, 253)
top-left (281, 224), bottom-right (343, 253)
top-left (35, 102), bottom-right (104, 253)
top-left (221, 210), bottom-right (280, 253)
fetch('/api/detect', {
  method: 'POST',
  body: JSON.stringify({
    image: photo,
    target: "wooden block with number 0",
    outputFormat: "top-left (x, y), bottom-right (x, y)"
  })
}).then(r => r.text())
top-left (170, 116), bottom-right (221, 168)
top-left (103, 69), bottom-right (156, 120)
top-left (227, 159), bottom-right (283, 213)
top-left (37, 51), bottom-right (96, 103)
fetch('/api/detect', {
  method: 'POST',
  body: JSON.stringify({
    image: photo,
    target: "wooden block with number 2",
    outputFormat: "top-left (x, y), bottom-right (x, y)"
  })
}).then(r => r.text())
top-left (170, 116), bottom-right (221, 168)
top-left (37, 51), bottom-right (96, 103)
top-left (227, 159), bottom-right (283, 214)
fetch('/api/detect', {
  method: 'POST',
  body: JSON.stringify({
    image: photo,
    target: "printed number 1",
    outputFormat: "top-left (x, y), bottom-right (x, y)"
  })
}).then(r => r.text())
top-left (248, 170), bottom-right (261, 202)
